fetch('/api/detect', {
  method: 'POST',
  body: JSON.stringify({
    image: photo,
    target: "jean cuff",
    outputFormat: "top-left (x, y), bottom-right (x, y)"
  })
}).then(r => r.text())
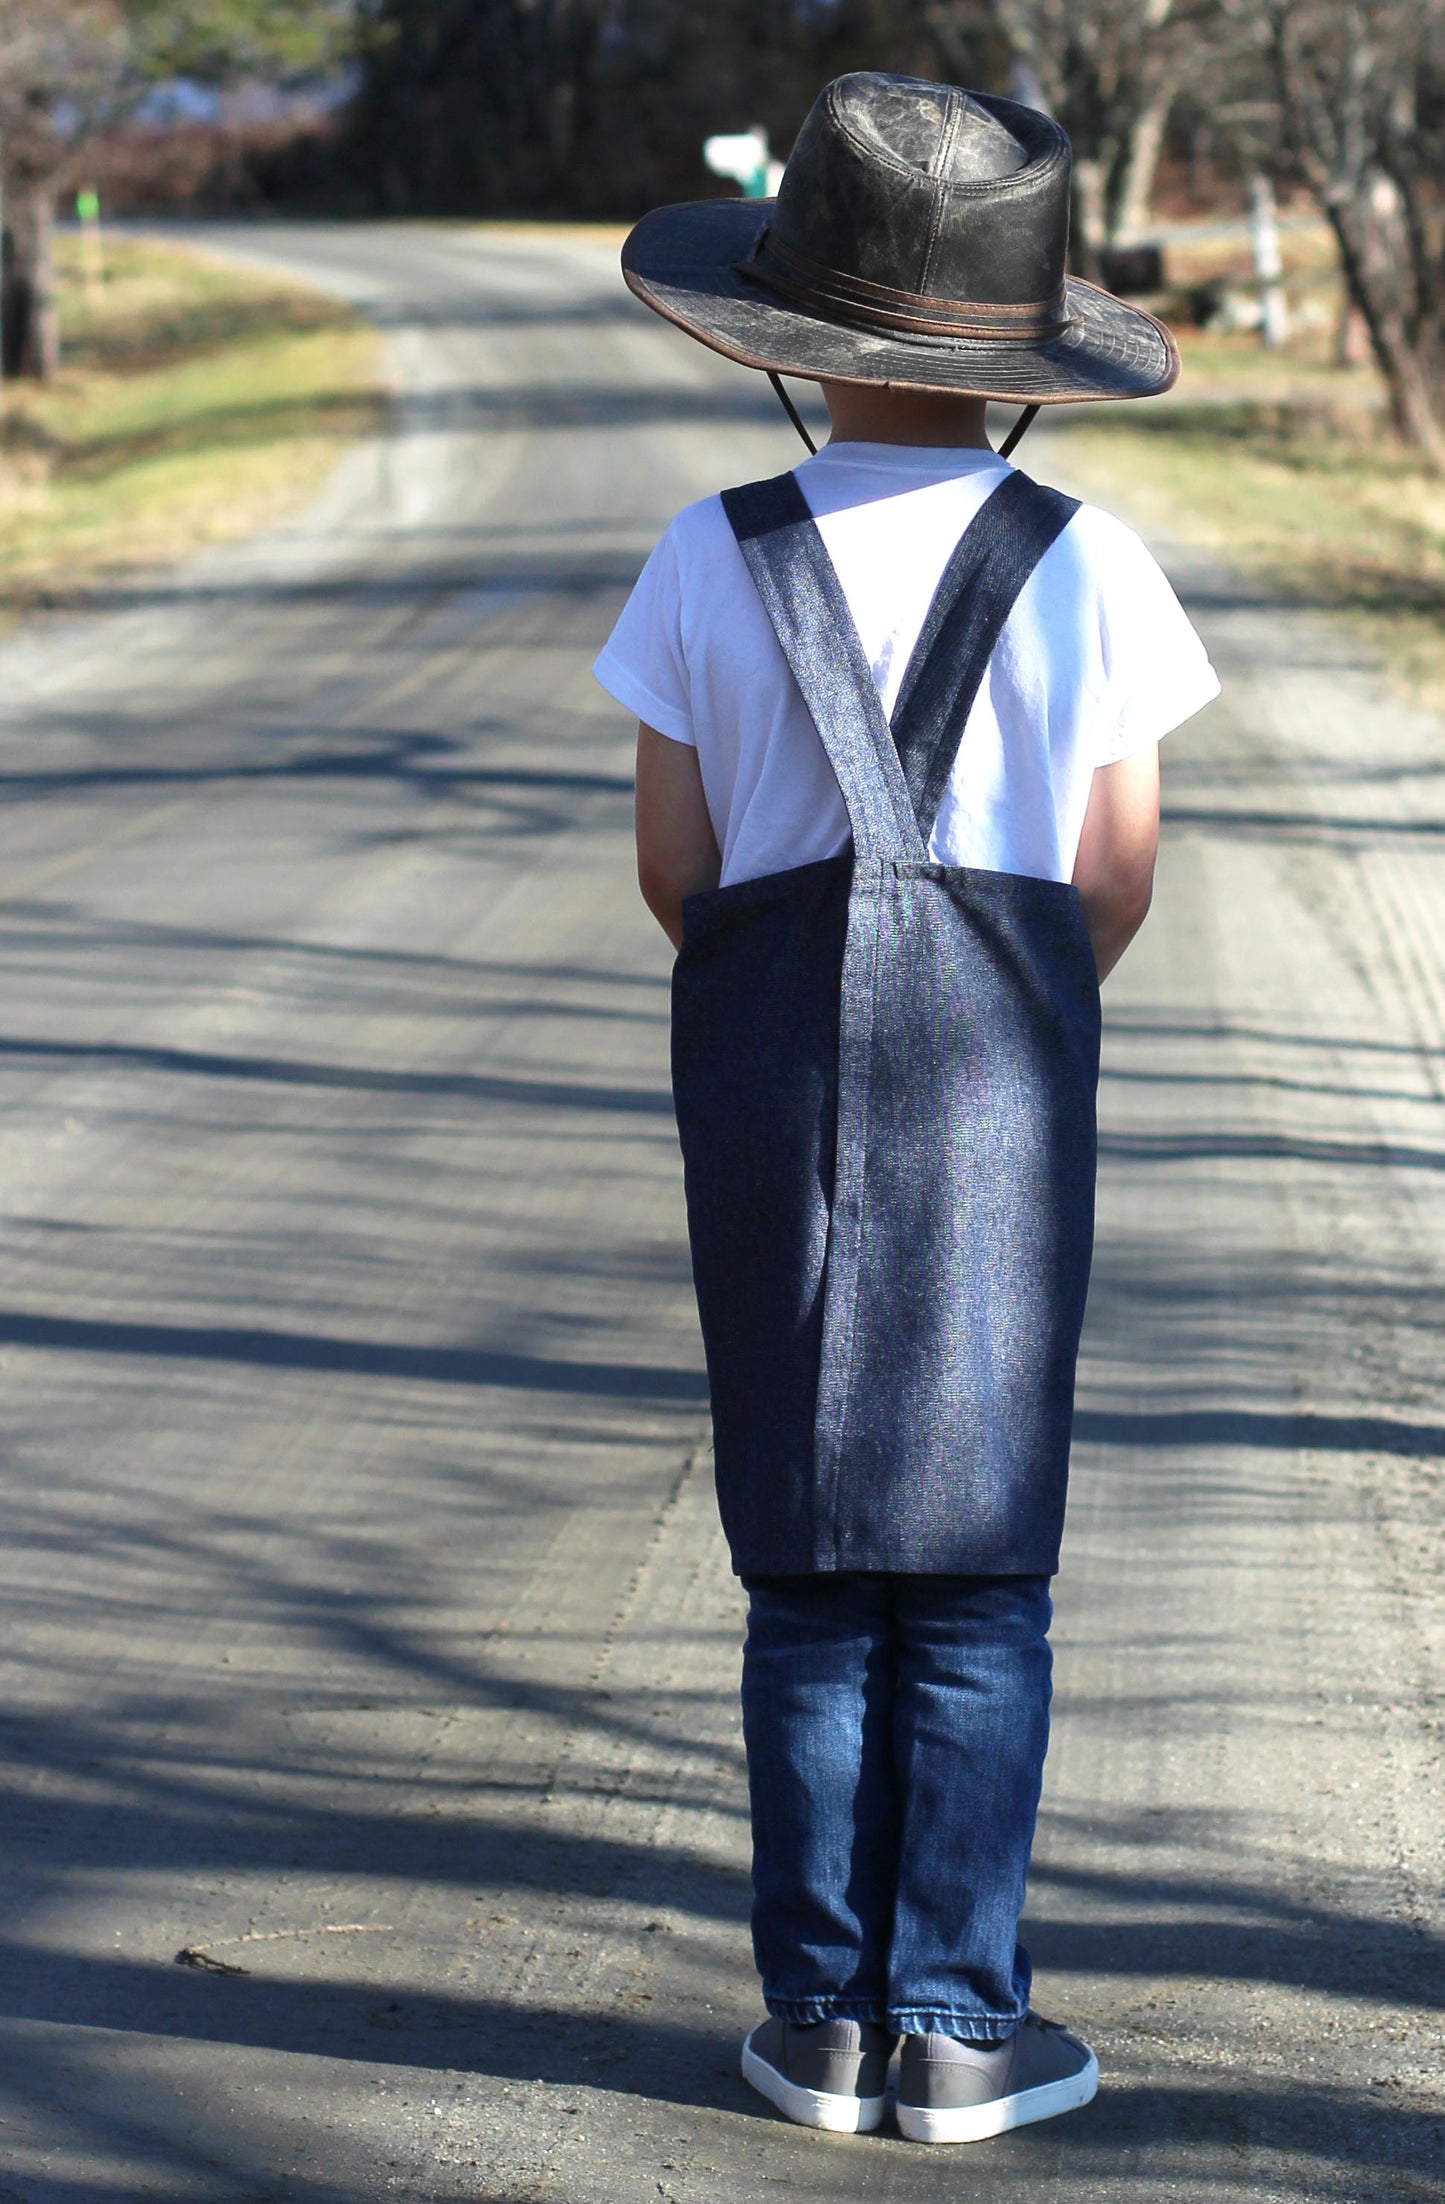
top-left (889, 2008), bottom-right (1024, 2040)
top-left (764, 1995), bottom-right (891, 2028)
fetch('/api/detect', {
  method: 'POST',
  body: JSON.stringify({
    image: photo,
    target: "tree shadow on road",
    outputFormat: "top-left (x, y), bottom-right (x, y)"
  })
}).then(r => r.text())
top-left (0, 1956), bottom-right (1438, 2200)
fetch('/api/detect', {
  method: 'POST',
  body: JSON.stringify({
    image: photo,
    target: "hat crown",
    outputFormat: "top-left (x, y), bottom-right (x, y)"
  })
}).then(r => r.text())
top-left (845, 78), bottom-right (1030, 183)
top-left (771, 72), bottom-right (1071, 308)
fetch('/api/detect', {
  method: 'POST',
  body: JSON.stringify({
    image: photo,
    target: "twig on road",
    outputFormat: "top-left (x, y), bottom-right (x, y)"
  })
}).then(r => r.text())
top-left (174, 1923), bottom-right (396, 1975)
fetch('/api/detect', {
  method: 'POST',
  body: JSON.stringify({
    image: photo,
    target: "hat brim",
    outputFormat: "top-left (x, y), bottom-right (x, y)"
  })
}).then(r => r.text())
top-left (623, 198), bottom-right (1178, 404)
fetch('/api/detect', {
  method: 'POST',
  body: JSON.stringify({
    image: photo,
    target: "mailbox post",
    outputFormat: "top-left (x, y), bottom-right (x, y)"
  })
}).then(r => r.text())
top-left (704, 127), bottom-right (783, 199)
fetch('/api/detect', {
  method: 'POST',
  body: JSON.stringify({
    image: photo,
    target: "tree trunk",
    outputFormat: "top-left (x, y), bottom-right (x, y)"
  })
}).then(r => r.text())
top-left (1110, 82), bottom-right (1175, 245)
top-left (1, 184), bottom-right (59, 382)
top-left (1371, 313), bottom-right (1445, 467)
top-left (1070, 156), bottom-right (1106, 281)
top-left (1327, 198), bottom-right (1445, 470)
top-left (1336, 298), bottom-right (1372, 367)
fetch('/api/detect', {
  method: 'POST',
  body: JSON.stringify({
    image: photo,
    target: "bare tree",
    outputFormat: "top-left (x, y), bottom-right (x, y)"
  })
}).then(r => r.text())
top-left (1227, 0), bottom-right (1445, 466)
top-left (0, 0), bottom-right (126, 379)
top-left (975, 0), bottom-right (1213, 265)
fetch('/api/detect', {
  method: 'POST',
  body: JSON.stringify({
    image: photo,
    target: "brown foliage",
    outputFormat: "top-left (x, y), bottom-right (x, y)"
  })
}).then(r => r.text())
top-left (0, 0), bottom-right (127, 185)
top-left (86, 115), bottom-right (348, 215)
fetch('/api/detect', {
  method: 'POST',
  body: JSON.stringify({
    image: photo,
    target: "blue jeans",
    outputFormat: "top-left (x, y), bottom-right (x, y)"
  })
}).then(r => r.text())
top-left (740, 1571), bottom-right (1053, 2039)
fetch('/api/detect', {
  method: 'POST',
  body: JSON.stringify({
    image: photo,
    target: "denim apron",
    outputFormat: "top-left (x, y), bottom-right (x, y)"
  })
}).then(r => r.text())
top-left (672, 468), bottom-right (1101, 1577)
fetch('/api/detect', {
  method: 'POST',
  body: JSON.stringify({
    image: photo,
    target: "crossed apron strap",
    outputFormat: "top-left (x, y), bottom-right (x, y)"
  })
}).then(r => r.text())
top-left (891, 470), bottom-right (1080, 842)
top-left (721, 472), bottom-right (923, 861)
top-left (722, 466), bottom-right (1080, 856)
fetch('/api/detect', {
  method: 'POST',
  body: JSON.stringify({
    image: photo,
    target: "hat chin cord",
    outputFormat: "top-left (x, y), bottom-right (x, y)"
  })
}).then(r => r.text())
top-left (767, 374), bottom-right (1040, 463)
top-left (998, 403), bottom-right (1040, 458)
top-left (767, 372), bottom-right (818, 454)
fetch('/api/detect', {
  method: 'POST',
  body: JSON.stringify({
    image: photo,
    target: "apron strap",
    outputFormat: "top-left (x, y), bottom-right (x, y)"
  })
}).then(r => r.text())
top-left (891, 470), bottom-right (1080, 844)
top-left (722, 473), bottom-right (925, 862)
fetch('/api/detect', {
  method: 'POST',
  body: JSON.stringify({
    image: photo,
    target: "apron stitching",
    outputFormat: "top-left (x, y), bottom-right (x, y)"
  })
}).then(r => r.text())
top-left (811, 857), bottom-right (885, 1566)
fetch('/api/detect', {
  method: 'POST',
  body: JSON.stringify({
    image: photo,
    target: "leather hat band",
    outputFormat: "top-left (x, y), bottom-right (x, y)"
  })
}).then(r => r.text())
top-left (739, 227), bottom-right (1075, 342)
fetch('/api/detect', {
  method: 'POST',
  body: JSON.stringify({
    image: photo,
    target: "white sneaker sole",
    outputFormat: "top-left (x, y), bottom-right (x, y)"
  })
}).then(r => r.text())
top-left (741, 2032), bottom-right (886, 2134)
top-left (895, 2048), bottom-right (1099, 2144)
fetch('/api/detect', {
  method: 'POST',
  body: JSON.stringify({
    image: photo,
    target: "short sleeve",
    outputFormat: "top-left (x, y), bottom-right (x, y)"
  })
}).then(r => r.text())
top-left (1087, 513), bottom-right (1221, 765)
top-left (592, 526), bottom-right (696, 745)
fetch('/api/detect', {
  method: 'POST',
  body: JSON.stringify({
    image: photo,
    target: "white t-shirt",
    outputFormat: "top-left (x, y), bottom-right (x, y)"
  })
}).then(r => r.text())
top-left (593, 442), bottom-right (1219, 888)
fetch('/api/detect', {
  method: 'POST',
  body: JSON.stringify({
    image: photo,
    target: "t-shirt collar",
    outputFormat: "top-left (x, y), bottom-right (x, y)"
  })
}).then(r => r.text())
top-left (800, 440), bottom-right (1009, 477)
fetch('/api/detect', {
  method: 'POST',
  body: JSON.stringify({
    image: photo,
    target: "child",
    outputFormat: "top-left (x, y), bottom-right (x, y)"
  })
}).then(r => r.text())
top-left (594, 72), bottom-right (1218, 2145)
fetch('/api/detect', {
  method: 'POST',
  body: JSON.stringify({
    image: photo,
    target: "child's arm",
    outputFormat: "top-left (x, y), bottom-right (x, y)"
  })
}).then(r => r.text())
top-left (635, 722), bottom-right (722, 949)
top-left (1072, 744), bottom-right (1160, 983)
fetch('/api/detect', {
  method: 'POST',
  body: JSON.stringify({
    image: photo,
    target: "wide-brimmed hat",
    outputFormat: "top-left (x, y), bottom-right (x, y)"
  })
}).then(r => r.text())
top-left (622, 73), bottom-right (1178, 408)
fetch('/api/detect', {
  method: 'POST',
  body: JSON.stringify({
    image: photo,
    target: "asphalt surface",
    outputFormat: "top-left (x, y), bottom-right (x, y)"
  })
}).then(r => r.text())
top-left (0, 222), bottom-right (1440, 2203)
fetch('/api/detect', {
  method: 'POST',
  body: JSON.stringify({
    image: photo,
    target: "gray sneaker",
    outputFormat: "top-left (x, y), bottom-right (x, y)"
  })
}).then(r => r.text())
top-left (741, 2016), bottom-right (895, 2133)
top-left (896, 2013), bottom-right (1098, 2144)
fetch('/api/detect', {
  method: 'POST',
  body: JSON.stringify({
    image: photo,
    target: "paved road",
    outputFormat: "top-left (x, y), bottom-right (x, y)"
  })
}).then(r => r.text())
top-left (0, 223), bottom-right (1440, 2202)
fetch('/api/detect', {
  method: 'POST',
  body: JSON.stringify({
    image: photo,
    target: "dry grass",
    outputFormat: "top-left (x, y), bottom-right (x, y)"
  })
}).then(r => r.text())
top-left (11, 223), bottom-right (1439, 714)
top-left (466, 217), bottom-right (632, 249)
top-left (1054, 239), bottom-right (1445, 710)
top-left (0, 234), bottom-right (384, 622)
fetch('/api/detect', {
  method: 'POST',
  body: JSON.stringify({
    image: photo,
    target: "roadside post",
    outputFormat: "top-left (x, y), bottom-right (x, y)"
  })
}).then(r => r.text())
top-left (77, 187), bottom-right (105, 303)
top-left (1248, 173), bottom-right (1289, 348)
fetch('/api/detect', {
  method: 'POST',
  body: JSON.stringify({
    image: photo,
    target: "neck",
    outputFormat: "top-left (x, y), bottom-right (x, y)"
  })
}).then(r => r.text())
top-left (820, 380), bottom-right (992, 449)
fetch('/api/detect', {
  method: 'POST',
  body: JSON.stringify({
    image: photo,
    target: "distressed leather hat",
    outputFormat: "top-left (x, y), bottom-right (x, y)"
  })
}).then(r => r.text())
top-left (622, 72), bottom-right (1177, 408)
